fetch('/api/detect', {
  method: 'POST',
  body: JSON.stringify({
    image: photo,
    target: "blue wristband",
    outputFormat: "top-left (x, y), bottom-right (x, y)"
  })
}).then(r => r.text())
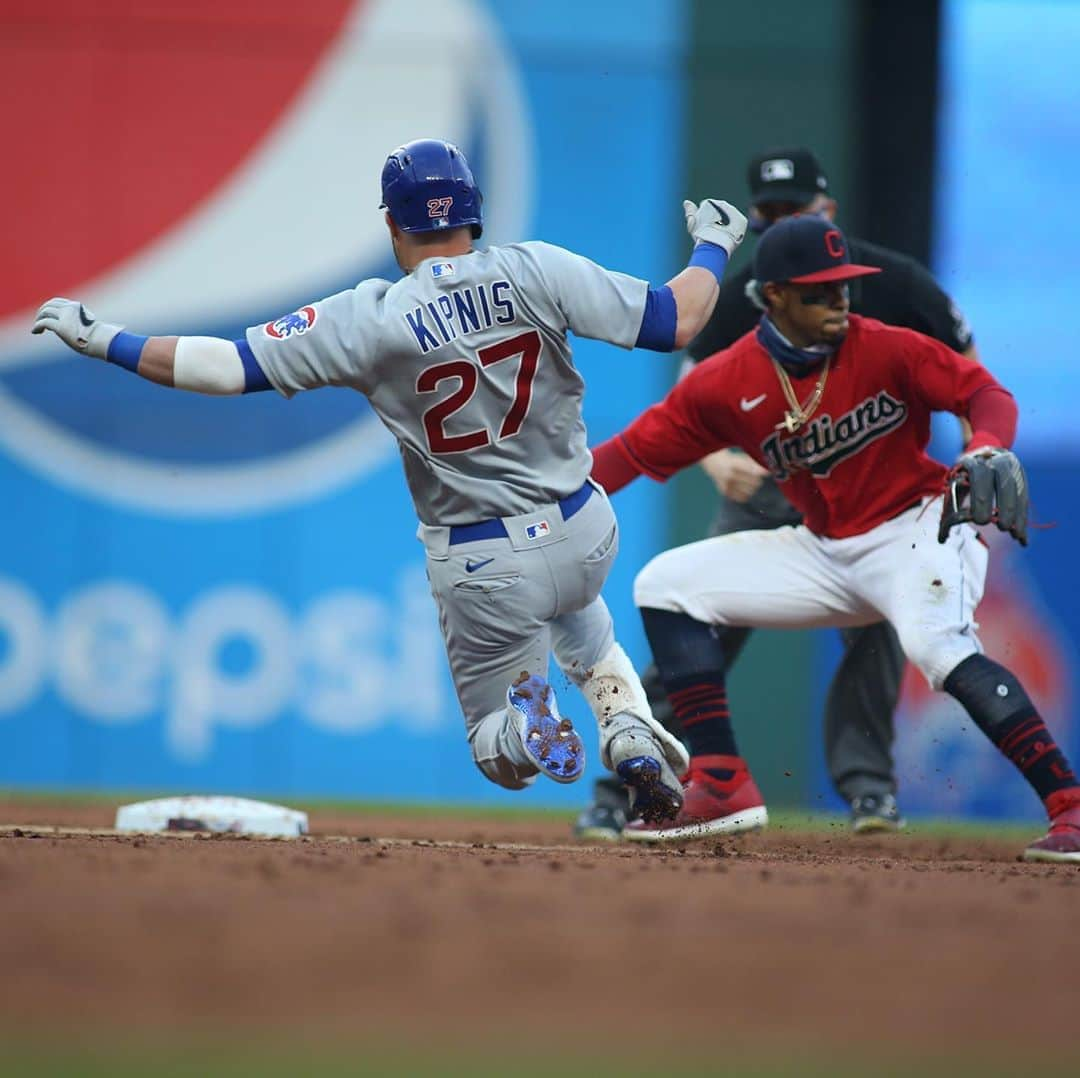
top-left (105, 331), bottom-right (148, 372)
top-left (688, 241), bottom-right (729, 283)
top-left (235, 338), bottom-right (272, 393)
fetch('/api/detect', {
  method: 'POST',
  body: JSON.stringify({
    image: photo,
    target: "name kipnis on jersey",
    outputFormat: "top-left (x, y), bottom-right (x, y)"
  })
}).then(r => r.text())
top-left (404, 280), bottom-right (517, 354)
top-left (761, 391), bottom-right (908, 481)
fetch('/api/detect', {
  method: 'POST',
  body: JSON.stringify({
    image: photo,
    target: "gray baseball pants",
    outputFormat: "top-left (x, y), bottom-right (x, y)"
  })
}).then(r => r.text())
top-left (419, 481), bottom-right (619, 789)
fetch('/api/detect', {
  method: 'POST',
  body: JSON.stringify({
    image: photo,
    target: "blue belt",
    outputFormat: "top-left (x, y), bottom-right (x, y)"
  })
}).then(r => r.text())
top-left (448, 481), bottom-right (594, 545)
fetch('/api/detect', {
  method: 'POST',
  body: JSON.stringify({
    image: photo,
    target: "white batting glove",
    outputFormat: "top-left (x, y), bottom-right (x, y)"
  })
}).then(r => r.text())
top-left (31, 297), bottom-right (123, 360)
top-left (683, 198), bottom-right (747, 256)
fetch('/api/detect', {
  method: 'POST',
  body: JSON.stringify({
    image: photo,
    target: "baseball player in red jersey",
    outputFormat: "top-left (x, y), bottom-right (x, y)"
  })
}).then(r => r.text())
top-left (590, 215), bottom-right (1080, 862)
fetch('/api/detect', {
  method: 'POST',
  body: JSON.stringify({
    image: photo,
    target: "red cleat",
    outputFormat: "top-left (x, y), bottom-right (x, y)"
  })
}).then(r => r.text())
top-left (1023, 803), bottom-right (1080, 864)
top-left (623, 754), bottom-right (767, 843)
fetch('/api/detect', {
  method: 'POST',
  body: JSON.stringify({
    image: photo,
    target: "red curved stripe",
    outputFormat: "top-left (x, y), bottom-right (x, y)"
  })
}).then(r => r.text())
top-left (3, 0), bottom-right (358, 319)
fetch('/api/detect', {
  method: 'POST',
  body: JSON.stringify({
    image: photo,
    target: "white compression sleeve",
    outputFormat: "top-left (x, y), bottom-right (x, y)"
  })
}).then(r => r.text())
top-left (173, 336), bottom-right (246, 395)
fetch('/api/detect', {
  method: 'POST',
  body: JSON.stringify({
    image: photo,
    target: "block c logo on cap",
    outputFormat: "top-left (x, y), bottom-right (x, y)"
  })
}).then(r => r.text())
top-left (824, 229), bottom-right (845, 259)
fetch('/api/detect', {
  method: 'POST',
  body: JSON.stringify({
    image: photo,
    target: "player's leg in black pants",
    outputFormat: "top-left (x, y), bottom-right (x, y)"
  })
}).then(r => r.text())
top-left (824, 620), bottom-right (906, 829)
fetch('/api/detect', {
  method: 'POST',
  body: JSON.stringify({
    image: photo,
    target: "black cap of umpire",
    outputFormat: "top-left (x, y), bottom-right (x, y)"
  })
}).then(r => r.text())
top-left (747, 147), bottom-right (829, 206)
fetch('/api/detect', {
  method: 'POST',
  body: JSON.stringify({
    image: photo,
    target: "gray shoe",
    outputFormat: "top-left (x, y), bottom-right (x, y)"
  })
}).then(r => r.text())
top-left (850, 792), bottom-right (905, 833)
top-left (604, 724), bottom-right (685, 825)
top-left (572, 799), bottom-right (628, 842)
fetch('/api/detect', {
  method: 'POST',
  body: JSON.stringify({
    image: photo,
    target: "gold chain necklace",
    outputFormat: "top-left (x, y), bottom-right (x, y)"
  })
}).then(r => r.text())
top-left (771, 357), bottom-right (831, 434)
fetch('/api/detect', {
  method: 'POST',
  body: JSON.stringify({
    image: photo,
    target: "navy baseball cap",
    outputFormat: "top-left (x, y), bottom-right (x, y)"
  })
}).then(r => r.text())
top-left (747, 147), bottom-right (829, 206)
top-left (753, 215), bottom-right (882, 285)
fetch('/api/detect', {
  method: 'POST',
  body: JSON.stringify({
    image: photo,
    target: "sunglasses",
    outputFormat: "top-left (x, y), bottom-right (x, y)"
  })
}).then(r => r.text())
top-left (795, 282), bottom-right (850, 306)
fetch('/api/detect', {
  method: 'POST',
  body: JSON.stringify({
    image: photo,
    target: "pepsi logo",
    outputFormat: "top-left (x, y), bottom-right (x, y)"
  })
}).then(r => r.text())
top-left (0, 0), bottom-right (534, 517)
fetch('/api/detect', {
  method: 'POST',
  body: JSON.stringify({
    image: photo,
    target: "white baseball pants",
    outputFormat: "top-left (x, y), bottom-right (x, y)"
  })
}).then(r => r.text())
top-left (634, 497), bottom-right (988, 691)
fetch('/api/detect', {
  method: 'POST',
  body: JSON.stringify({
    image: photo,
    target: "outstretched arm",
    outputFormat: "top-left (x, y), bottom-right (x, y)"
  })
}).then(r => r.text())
top-left (665, 266), bottom-right (719, 350)
top-left (635, 199), bottom-right (748, 352)
top-left (671, 199), bottom-right (748, 348)
top-left (964, 382), bottom-right (1017, 452)
top-left (590, 363), bottom-right (730, 493)
top-left (31, 298), bottom-right (271, 394)
top-left (591, 434), bottom-right (648, 494)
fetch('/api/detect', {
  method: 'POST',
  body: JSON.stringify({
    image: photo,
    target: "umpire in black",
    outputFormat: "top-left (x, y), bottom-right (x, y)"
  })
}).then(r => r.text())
top-left (575, 146), bottom-right (978, 840)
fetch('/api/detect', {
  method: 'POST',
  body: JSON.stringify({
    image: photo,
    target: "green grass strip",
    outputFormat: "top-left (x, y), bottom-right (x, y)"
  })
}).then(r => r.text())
top-left (0, 1038), bottom-right (1064, 1078)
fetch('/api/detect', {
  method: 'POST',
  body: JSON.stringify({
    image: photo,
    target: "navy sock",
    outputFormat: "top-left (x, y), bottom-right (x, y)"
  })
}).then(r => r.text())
top-left (944, 654), bottom-right (1078, 804)
top-left (640, 607), bottom-right (743, 779)
top-left (666, 674), bottom-right (739, 764)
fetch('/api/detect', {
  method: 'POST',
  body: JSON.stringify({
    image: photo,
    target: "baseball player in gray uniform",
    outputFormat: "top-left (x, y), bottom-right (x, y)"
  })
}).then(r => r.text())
top-left (32, 138), bottom-right (747, 823)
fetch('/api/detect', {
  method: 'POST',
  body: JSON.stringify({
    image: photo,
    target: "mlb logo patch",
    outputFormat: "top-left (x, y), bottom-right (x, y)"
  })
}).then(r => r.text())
top-left (525, 520), bottom-right (551, 541)
top-left (431, 262), bottom-right (455, 279)
top-left (760, 158), bottom-right (795, 182)
top-left (264, 305), bottom-right (317, 340)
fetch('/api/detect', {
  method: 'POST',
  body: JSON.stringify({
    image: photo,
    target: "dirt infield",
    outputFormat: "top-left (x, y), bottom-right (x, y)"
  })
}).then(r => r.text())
top-left (1, 798), bottom-right (1076, 1071)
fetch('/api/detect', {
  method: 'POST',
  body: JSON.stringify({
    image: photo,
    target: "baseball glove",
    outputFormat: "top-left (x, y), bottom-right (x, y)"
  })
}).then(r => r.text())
top-left (938, 447), bottom-right (1029, 546)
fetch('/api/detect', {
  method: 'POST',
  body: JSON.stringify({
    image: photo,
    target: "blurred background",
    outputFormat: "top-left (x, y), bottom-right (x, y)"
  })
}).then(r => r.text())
top-left (1, 0), bottom-right (1076, 823)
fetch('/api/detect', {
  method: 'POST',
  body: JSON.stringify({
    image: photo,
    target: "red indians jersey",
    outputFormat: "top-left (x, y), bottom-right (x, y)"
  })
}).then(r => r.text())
top-left (615, 315), bottom-right (1005, 538)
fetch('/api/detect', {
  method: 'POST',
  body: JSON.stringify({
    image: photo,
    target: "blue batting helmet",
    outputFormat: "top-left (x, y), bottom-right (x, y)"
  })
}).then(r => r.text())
top-left (379, 138), bottom-right (483, 238)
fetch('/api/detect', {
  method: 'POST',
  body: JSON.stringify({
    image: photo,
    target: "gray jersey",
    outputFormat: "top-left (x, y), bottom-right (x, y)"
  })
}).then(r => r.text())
top-left (247, 242), bottom-right (648, 524)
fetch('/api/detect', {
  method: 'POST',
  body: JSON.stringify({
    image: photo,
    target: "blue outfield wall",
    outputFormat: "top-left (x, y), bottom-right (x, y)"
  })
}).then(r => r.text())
top-left (7, 0), bottom-right (1072, 823)
top-left (0, 0), bottom-right (689, 807)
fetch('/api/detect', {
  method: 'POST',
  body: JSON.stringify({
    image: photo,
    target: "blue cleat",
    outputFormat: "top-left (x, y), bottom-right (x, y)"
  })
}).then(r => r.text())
top-left (602, 721), bottom-right (686, 825)
top-left (507, 673), bottom-right (585, 784)
top-left (616, 755), bottom-right (684, 825)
